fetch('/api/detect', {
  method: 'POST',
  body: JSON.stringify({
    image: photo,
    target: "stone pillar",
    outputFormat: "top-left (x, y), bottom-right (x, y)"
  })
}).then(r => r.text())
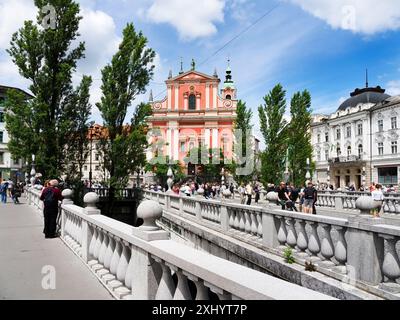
top-left (130, 200), bottom-right (169, 299)
top-left (61, 189), bottom-right (74, 239)
top-left (347, 199), bottom-right (385, 285)
top-left (262, 210), bottom-right (279, 248)
top-left (81, 192), bottom-right (100, 263)
top-left (220, 205), bottom-right (229, 231)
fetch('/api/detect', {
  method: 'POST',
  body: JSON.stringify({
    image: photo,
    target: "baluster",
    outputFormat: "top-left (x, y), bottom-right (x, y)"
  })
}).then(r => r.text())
top-left (332, 226), bottom-right (347, 274)
top-left (286, 218), bottom-right (297, 249)
top-left (104, 234), bottom-right (115, 270)
top-left (383, 200), bottom-right (390, 213)
top-left (250, 212), bottom-right (258, 236)
top-left (193, 279), bottom-right (209, 300)
top-left (395, 200), bottom-right (400, 215)
top-left (228, 210), bottom-right (234, 229)
top-left (307, 222), bottom-right (321, 262)
top-left (378, 235), bottom-right (400, 294)
top-left (155, 261), bottom-right (176, 300)
top-left (173, 270), bottom-right (192, 300)
top-left (320, 224), bottom-right (335, 267)
top-left (295, 219), bottom-right (309, 257)
top-left (88, 226), bottom-right (97, 259)
top-left (110, 237), bottom-right (122, 275)
top-left (388, 199), bottom-right (396, 214)
top-left (256, 213), bottom-right (263, 237)
top-left (98, 231), bottom-right (109, 265)
top-left (125, 245), bottom-right (135, 289)
top-left (233, 210), bottom-right (240, 230)
top-left (239, 210), bottom-right (245, 232)
top-left (276, 216), bottom-right (287, 248)
top-left (64, 213), bottom-right (70, 240)
top-left (244, 211), bottom-right (251, 234)
top-left (93, 228), bottom-right (102, 260)
top-left (117, 241), bottom-right (130, 283)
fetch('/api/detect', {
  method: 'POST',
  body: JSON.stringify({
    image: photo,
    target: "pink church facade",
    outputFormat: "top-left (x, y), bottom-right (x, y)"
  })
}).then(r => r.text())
top-left (147, 62), bottom-right (237, 174)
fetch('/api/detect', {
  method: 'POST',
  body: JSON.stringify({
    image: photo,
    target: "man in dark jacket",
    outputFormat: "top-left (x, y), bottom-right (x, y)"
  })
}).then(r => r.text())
top-left (40, 180), bottom-right (63, 238)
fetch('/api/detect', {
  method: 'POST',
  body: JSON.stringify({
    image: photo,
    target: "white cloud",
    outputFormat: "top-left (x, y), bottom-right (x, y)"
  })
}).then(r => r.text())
top-left (0, 0), bottom-right (36, 50)
top-left (146, 0), bottom-right (225, 40)
top-left (288, 0), bottom-right (400, 34)
top-left (386, 80), bottom-right (400, 96)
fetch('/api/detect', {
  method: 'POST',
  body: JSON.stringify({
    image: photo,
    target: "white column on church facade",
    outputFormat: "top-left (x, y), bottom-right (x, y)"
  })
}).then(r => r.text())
top-left (174, 86), bottom-right (179, 111)
top-left (196, 95), bottom-right (201, 111)
top-left (206, 84), bottom-right (210, 110)
top-left (184, 95), bottom-right (188, 110)
top-left (212, 128), bottom-right (218, 149)
top-left (167, 128), bottom-right (172, 158)
top-left (167, 86), bottom-right (172, 110)
top-left (173, 128), bottom-right (179, 161)
top-left (213, 85), bottom-right (217, 109)
top-left (205, 129), bottom-right (211, 148)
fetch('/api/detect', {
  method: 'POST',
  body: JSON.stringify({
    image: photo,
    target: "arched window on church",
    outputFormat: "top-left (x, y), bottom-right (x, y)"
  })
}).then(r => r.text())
top-left (347, 146), bottom-right (352, 157)
top-left (226, 95), bottom-right (232, 100)
top-left (189, 94), bottom-right (196, 110)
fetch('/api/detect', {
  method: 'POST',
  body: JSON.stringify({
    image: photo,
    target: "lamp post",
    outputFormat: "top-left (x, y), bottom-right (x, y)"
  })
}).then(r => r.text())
top-left (25, 161), bottom-right (29, 185)
top-left (327, 165), bottom-right (331, 188)
top-left (89, 125), bottom-right (94, 189)
top-left (305, 158), bottom-right (311, 182)
top-left (30, 154), bottom-right (36, 187)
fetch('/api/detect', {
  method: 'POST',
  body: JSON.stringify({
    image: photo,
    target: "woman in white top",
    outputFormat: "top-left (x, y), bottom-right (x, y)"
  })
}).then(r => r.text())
top-left (371, 184), bottom-right (384, 218)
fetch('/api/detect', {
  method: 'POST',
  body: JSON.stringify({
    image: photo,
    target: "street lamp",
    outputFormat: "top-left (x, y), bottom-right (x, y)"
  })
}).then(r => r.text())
top-left (30, 154), bottom-right (36, 187)
top-left (305, 158), bottom-right (311, 182)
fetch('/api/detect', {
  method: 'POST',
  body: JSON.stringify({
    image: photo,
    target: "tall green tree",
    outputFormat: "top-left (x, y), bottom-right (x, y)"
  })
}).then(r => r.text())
top-left (6, 0), bottom-right (87, 178)
top-left (288, 90), bottom-right (314, 186)
top-left (63, 76), bottom-right (92, 204)
top-left (232, 100), bottom-right (254, 184)
top-left (258, 84), bottom-right (288, 185)
top-left (96, 23), bottom-right (155, 195)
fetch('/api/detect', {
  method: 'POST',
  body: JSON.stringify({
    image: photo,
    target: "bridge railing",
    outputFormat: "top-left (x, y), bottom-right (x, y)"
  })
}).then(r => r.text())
top-left (144, 190), bottom-right (400, 299)
top-left (25, 188), bottom-right (332, 300)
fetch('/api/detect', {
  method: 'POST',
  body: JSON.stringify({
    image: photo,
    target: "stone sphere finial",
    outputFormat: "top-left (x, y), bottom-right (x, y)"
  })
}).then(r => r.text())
top-left (266, 192), bottom-right (279, 203)
top-left (197, 187), bottom-right (205, 197)
top-left (84, 192), bottom-right (100, 208)
top-left (62, 189), bottom-right (74, 199)
top-left (137, 200), bottom-right (163, 231)
top-left (223, 189), bottom-right (232, 199)
top-left (356, 196), bottom-right (376, 215)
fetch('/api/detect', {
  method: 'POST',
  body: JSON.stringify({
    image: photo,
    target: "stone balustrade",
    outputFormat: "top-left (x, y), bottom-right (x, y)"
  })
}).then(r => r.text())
top-left (24, 188), bottom-right (332, 300)
top-left (144, 190), bottom-right (400, 299)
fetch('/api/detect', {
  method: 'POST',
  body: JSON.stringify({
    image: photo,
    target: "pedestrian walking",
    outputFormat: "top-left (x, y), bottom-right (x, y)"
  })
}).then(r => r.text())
top-left (302, 181), bottom-right (317, 214)
top-left (0, 181), bottom-right (9, 204)
top-left (238, 184), bottom-right (246, 204)
top-left (371, 184), bottom-right (384, 218)
top-left (40, 179), bottom-right (63, 239)
top-left (254, 184), bottom-right (260, 204)
top-left (245, 183), bottom-right (253, 206)
top-left (11, 183), bottom-right (21, 204)
top-left (277, 182), bottom-right (290, 210)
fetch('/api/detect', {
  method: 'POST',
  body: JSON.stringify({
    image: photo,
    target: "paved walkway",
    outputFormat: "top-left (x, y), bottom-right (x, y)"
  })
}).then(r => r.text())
top-left (0, 197), bottom-right (113, 300)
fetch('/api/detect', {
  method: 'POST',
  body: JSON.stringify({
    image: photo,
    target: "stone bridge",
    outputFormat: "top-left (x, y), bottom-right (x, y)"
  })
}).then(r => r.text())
top-left (0, 188), bottom-right (334, 300)
top-left (142, 190), bottom-right (400, 300)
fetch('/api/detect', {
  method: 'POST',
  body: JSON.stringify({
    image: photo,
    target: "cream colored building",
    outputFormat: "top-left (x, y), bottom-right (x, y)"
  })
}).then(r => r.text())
top-left (312, 83), bottom-right (400, 189)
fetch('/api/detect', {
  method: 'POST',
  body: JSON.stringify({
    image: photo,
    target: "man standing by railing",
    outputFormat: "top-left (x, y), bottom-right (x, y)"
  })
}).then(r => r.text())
top-left (40, 180), bottom-right (63, 239)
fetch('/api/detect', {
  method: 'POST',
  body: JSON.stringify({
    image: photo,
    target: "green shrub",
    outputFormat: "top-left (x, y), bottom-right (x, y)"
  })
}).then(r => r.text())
top-left (283, 247), bottom-right (295, 264)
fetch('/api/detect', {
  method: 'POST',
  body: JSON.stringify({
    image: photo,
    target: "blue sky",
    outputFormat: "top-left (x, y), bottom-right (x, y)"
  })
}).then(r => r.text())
top-left (1, 0), bottom-right (400, 140)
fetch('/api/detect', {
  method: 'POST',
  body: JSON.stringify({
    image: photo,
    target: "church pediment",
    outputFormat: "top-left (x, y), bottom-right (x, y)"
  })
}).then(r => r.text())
top-left (167, 71), bottom-right (220, 83)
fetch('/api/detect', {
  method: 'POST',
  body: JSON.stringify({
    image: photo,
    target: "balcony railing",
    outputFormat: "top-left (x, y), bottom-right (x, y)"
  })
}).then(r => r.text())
top-left (329, 155), bottom-right (362, 163)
